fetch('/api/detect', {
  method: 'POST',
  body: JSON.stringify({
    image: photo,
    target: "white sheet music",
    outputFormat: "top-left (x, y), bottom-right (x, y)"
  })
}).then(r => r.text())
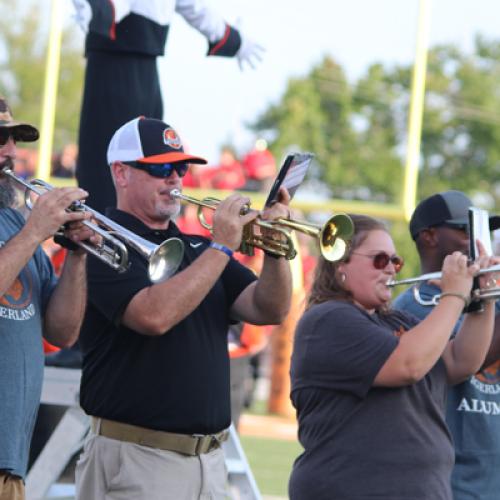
top-left (469, 207), bottom-right (493, 256)
top-left (265, 152), bottom-right (314, 206)
top-left (282, 154), bottom-right (312, 195)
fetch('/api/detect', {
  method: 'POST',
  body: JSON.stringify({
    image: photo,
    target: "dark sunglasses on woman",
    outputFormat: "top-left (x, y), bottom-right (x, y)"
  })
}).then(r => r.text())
top-left (124, 161), bottom-right (189, 178)
top-left (352, 251), bottom-right (404, 273)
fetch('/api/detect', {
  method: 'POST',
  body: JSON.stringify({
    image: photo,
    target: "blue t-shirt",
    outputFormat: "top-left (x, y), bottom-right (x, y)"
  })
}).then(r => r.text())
top-left (394, 283), bottom-right (500, 500)
top-left (0, 208), bottom-right (57, 478)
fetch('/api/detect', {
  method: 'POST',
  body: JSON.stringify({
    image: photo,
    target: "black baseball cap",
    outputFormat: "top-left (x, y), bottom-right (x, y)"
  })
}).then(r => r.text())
top-left (409, 190), bottom-right (500, 240)
top-left (107, 117), bottom-right (207, 165)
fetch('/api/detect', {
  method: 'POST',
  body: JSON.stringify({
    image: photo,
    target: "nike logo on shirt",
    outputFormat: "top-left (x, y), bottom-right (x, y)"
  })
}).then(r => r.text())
top-left (189, 242), bottom-right (203, 248)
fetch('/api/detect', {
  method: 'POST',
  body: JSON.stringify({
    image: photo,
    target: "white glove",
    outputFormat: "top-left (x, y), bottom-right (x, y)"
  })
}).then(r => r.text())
top-left (237, 34), bottom-right (265, 71)
top-left (72, 0), bottom-right (92, 33)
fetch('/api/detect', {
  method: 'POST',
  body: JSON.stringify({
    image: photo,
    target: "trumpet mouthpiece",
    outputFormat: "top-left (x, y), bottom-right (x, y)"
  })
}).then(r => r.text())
top-left (0, 159), bottom-right (14, 172)
top-left (170, 189), bottom-right (181, 198)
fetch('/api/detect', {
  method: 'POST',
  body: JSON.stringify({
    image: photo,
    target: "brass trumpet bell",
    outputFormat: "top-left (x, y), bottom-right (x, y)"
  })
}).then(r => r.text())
top-left (274, 214), bottom-right (355, 262)
top-left (147, 237), bottom-right (184, 283)
top-left (321, 215), bottom-right (355, 262)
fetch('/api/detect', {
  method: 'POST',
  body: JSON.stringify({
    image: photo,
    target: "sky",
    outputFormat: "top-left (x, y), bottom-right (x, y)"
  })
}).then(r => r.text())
top-left (51, 0), bottom-right (500, 165)
top-left (154, 0), bottom-right (500, 165)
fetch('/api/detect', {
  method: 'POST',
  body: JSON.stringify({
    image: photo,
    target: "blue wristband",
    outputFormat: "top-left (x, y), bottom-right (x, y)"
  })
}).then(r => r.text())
top-left (209, 241), bottom-right (233, 258)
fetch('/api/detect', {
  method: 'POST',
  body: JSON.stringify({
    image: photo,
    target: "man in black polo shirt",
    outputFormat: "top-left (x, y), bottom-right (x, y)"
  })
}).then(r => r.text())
top-left (75, 116), bottom-right (292, 499)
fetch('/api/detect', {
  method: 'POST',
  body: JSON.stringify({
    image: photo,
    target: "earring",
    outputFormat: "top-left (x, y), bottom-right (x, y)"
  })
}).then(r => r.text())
top-left (339, 272), bottom-right (346, 283)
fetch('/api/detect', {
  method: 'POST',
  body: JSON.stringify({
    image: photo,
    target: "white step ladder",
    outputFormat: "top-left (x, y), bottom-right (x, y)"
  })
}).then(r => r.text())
top-left (26, 367), bottom-right (262, 500)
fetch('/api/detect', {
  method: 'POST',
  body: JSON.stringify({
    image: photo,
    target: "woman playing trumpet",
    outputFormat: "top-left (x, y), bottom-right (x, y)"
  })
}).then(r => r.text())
top-left (288, 214), bottom-right (498, 500)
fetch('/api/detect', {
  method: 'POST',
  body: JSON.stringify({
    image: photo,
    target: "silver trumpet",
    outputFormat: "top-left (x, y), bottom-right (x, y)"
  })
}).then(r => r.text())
top-left (1, 167), bottom-right (184, 283)
top-left (387, 264), bottom-right (500, 305)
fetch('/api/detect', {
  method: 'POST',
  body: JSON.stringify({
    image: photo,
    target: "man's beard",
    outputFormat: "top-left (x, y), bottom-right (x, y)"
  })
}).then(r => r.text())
top-left (155, 200), bottom-right (181, 220)
top-left (0, 159), bottom-right (16, 208)
top-left (0, 178), bottom-right (15, 209)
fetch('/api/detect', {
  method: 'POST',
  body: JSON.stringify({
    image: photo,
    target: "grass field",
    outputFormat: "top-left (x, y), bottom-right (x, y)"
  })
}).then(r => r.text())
top-left (240, 435), bottom-right (302, 498)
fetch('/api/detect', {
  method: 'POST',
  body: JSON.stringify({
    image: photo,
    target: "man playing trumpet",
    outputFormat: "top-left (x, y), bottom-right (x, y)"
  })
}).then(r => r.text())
top-left (0, 97), bottom-right (98, 500)
top-left (394, 190), bottom-right (500, 500)
top-left (75, 117), bottom-right (292, 499)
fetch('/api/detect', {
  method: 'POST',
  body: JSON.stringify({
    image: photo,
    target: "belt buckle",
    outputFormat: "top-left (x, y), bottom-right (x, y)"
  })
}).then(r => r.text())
top-left (206, 435), bottom-right (219, 453)
top-left (192, 434), bottom-right (209, 455)
top-left (193, 434), bottom-right (217, 455)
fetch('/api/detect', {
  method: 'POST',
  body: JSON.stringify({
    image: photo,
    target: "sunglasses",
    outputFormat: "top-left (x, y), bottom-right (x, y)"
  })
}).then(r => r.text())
top-left (352, 251), bottom-right (404, 273)
top-left (125, 161), bottom-right (189, 178)
top-left (0, 129), bottom-right (15, 147)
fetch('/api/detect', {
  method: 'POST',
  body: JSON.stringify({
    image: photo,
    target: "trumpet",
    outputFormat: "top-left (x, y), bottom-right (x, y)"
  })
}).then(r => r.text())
top-left (170, 189), bottom-right (353, 262)
top-left (387, 264), bottom-right (500, 305)
top-left (1, 167), bottom-right (184, 283)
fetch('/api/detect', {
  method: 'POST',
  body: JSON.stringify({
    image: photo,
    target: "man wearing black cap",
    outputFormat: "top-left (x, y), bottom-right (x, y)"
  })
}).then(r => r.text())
top-left (0, 97), bottom-right (98, 499)
top-left (394, 190), bottom-right (500, 500)
top-left (75, 117), bottom-right (292, 499)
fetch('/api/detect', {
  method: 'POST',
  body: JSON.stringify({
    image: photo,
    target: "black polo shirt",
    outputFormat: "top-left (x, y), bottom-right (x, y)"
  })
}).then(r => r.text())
top-left (79, 208), bottom-right (257, 434)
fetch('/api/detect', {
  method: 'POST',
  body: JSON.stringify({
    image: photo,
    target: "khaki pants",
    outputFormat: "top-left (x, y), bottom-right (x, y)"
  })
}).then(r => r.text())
top-left (0, 472), bottom-right (24, 500)
top-left (75, 434), bottom-right (229, 500)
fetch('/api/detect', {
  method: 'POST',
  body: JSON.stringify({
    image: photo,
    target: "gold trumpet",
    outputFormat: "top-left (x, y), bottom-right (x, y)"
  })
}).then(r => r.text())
top-left (2, 167), bottom-right (184, 283)
top-left (170, 189), bottom-right (353, 262)
top-left (387, 264), bottom-right (500, 305)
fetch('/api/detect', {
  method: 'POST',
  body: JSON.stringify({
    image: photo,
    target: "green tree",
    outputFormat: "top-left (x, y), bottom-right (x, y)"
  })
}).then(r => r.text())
top-left (0, 0), bottom-right (84, 150)
top-left (252, 56), bottom-right (403, 203)
top-left (351, 63), bottom-right (404, 203)
top-left (252, 38), bottom-right (500, 212)
top-left (417, 37), bottom-right (500, 207)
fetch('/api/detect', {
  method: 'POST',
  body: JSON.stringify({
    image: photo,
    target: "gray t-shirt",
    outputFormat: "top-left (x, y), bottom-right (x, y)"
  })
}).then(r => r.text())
top-left (395, 284), bottom-right (500, 500)
top-left (289, 300), bottom-right (454, 500)
top-left (0, 208), bottom-right (57, 478)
